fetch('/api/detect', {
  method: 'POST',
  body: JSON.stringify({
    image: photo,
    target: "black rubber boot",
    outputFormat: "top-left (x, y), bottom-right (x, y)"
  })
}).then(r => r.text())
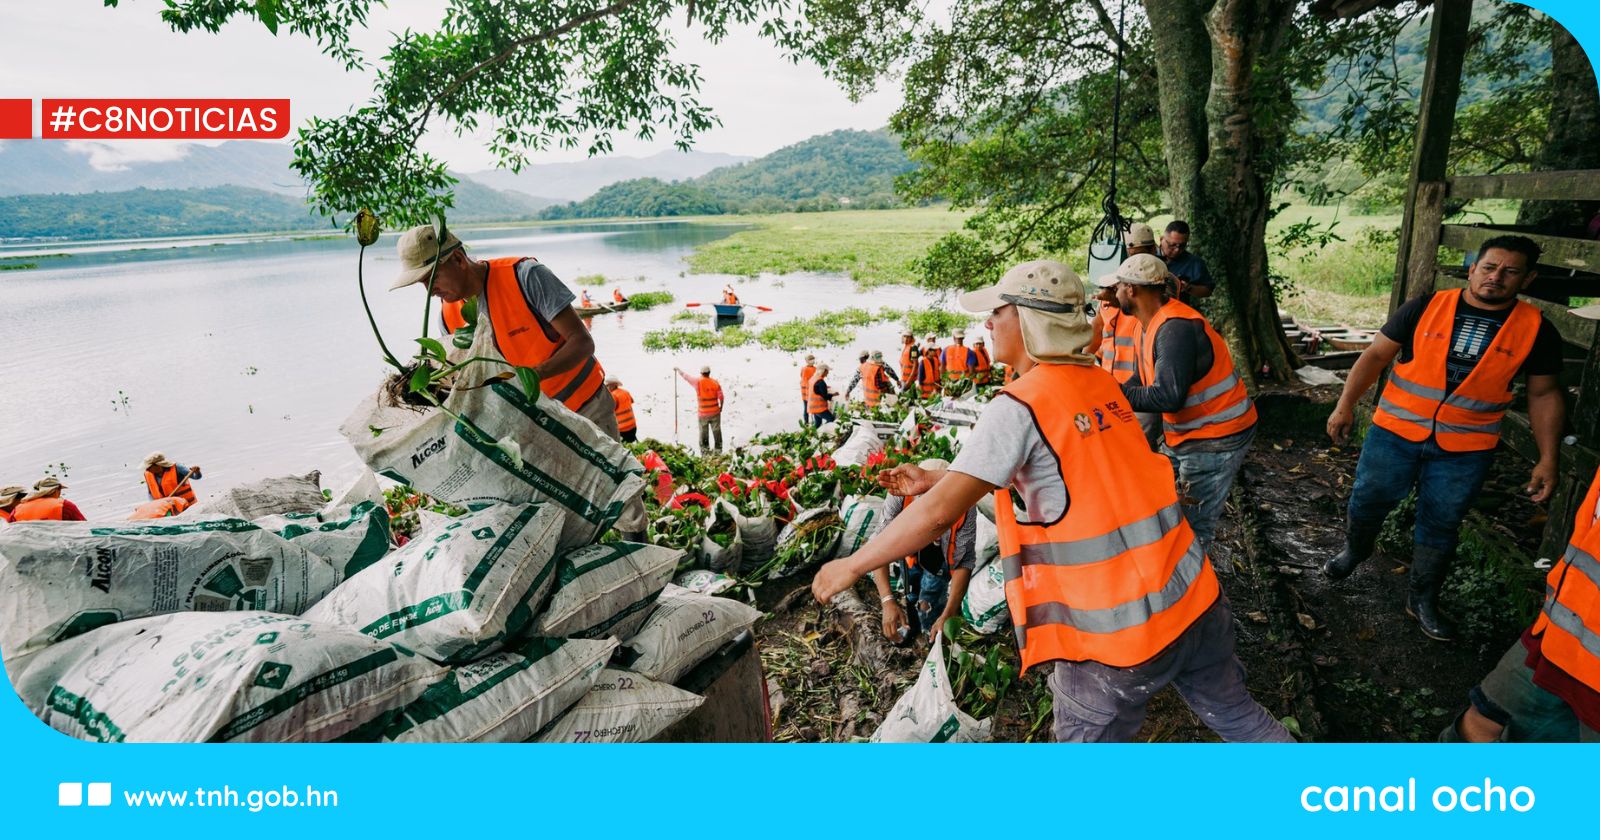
top-left (1322, 518), bottom-right (1382, 581)
top-left (1406, 545), bottom-right (1457, 642)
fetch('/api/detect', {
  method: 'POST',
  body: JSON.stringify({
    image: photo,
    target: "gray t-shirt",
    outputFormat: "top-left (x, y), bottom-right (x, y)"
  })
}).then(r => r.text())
top-left (948, 396), bottom-right (1068, 523)
top-left (513, 259), bottom-right (576, 322)
top-left (874, 493), bottom-right (978, 575)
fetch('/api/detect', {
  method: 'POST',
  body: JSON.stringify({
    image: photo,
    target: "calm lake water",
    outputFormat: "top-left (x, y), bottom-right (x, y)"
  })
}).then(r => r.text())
top-left (0, 221), bottom-right (943, 517)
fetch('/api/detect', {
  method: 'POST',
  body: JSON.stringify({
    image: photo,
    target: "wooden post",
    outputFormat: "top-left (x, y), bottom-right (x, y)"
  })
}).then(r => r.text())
top-left (1389, 0), bottom-right (1473, 315)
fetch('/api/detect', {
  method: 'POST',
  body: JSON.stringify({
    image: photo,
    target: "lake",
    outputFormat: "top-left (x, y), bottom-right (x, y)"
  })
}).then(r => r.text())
top-left (0, 221), bottom-right (943, 517)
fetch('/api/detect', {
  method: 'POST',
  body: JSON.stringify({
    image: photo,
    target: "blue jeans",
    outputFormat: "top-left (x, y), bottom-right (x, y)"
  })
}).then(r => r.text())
top-left (810, 410), bottom-right (835, 428)
top-left (1160, 437), bottom-right (1252, 554)
top-left (891, 563), bottom-right (951, 637)
top-left (1347, 425), bottom-right (1495, 553)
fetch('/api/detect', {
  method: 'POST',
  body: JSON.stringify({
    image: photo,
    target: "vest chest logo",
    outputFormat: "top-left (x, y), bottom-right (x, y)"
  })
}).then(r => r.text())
top-left (1074, 413), bottom-right (1094, 436)
top-left (1093, 408), bottom-right (1112, 431)
top-left (507, 325), bottom-right (530, 338)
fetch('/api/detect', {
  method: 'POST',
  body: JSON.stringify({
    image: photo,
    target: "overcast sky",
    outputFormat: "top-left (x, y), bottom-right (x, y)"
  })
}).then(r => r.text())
top-left (0, 0), bottom-right (904, 170)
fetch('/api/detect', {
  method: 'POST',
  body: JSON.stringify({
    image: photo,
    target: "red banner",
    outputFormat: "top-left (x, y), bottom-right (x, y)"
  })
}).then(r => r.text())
top-left (39, 99), bottom-right (289, 139)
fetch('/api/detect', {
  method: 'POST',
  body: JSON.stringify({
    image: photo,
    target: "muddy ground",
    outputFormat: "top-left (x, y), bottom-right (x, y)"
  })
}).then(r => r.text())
top-left (756, 386), bottom-right (1548, 742)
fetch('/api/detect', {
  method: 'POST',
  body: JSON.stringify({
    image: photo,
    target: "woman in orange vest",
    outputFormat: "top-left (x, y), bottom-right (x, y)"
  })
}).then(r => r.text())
top-left (799, 354), bottom-right (817, 424)
top-left (395, 224), bottom-right (646, 541)
top-left (612, 288), bottom-right (628, 305)
top-left (806, 364), bottom-right (837, 427)
top-left (915, 349), bottom-right (940, 399)
top-left (898, 332), bottom-right (918, 386)
top-left (142, 451), bottom-right (199, 508)
top-left (607, 377), bottom-right (638, 443)
top-left (970, 337), bottom-right (992, 385)
top-left (1101, 254), bottom-right (1256, 553)
top-left (677, 366), bottom-right (724, 452)
top-left (811, 259), bottom-right (1289, 743)
top-left (1323, 236), bottom-right (1564, 641)
top-left (1446, 463), bottom-right (1600, 742)
top-left (11, 477), bottom-right (87, 522)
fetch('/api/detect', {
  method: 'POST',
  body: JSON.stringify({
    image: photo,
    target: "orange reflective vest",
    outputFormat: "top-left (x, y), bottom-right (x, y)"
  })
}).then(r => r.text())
top-left (612, 387), bottom-right (637, 433)
top-left (917, 356), bottom-right (940, 398)
top-left (800, 364), bottom-right (817, 401)
top-left (1136, 299), bottom-right (1257, 447)
top-left (445, 257), bottom-right (605, 412)
top-left (943, 344), bottom-right (970, 377)
top-left (697, 377), bottom-right (723, 417)
top-left (12, 497), bottom-right (65, 521)
top-left (580, 292), bottom-right (597, 308)
top-left (807, 373), bottom-right (831, 415)
top-left (723, 290), bottom-right (740, 305)
top-left (1532, 465), bottom-right (1600, 695)
top-left (972, 345), bottom-right (993, 383)
top-left (995, 363), bottom-right (1219, 673)
top-left (1097, 307), bottom-right (1139, 384)
top-left (131, 497), bottom-right (187, 520)
top-left (859, 361), bottom-right (887, 407)
top-left (1372, 290), bottom-right (1539, 452)
top-left (145, 466), bottom-right (196, 505)
top-left (613, 289), bottom-right (627, 304)
top-left (442, 300), bottom-right (468, 333)
top-left (900, 345), bottom-right (917, 385)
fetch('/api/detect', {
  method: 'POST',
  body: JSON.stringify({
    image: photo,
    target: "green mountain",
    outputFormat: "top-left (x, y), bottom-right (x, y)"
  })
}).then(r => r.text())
top-left (539, 129), bottom-right (914, 220)
top-left (0, 181), bottom-right (548, 241)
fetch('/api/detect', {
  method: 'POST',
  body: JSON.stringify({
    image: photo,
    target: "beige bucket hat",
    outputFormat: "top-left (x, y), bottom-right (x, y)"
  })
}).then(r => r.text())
top-left (1123, 222), bottom-right (1157, 248)
top-left (959, 259), bottom-right (1094, 365)
top-left (143, 451), bottom-right (174, 470)
top-left (0, 485), bottom-right (24, 506)
top-left (26, 476), bottom-right (66, 500)
top-left (391, 224), bottom-right (465, 290)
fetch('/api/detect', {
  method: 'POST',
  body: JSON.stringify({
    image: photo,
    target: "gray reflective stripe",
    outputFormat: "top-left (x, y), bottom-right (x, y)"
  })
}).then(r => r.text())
top-left (1436, 418), bottom-right (1502, 437)
top-left (1182, 372), bottom-right (1241, 409)
top-left (1021, 541), bottom-right (1209, 636)
top-left (1001, 503), bottom-right (1186, 580)
top-left (1113, 337), bottom-right (1135, 346)
top-left (1390, 372), bottom-right (1509, 414)
top-left (1113, 362), bottom-right (1137, 372)
top-left (1442, 392), bottom-right (1512, 413)
top-left (552, 356), bottom-right (598, 403)
top-left (1387, 372), bottom-right (1446, 402)
top-left (1543, 599), bottom-right (1600, 661)
top-left (1164, 396), bottom-right (1252, 434)
top-left (1562, 543), bottom-right (1600, 588)
top-left (1375, 395), bottom-right (1433, 426)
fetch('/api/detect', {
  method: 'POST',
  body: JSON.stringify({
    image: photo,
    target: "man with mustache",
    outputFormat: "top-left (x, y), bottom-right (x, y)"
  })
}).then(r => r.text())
top-left (1324, 235), bottom-right (1565, 641)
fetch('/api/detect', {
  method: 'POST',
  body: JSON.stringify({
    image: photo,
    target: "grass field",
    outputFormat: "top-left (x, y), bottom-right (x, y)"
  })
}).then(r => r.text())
top-left (683, 200), bottom-right (1522, 328)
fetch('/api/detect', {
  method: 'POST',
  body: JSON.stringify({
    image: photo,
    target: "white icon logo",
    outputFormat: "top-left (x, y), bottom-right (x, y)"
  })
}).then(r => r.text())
top-left (58, 782), bottom-right (111, 807)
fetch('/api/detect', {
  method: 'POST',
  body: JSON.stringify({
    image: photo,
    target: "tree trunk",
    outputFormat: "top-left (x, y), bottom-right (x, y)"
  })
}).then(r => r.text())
top-left (1143, 0), bottom-right (1301, 384)
top-left (1515, 20), bottom-right (1600, 232)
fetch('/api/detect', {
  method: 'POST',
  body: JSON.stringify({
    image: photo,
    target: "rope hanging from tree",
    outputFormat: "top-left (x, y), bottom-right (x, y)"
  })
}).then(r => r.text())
top-left (1087, 0), bottom-right (1131, 285)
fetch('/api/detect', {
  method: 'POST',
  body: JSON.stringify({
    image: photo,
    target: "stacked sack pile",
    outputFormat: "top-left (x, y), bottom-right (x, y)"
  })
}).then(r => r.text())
top-left (1, 322), bottom-right (761, 743)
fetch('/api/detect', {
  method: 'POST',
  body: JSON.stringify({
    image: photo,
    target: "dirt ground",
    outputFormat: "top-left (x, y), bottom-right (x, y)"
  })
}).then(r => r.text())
top-left (756, 386), bottom-right (1548, 743)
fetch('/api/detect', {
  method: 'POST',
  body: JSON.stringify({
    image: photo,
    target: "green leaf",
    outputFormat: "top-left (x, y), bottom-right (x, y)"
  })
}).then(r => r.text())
top-left (368, 425), bottom-right (386, 438)
top-left (408, 365), bottom-right (433, 395)
top-left (255, 0), bottom-right (279, 35)
top-left (942, 616), bottom-right (961, 641)
top-left (416, 337), bottom-right (448, 363)
top-left (515, 366), bottom-right (541, 402)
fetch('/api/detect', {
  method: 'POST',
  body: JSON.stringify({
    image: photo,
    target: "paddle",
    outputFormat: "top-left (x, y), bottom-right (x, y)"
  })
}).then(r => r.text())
top-left (684, 302), bottom-right (773, 312)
